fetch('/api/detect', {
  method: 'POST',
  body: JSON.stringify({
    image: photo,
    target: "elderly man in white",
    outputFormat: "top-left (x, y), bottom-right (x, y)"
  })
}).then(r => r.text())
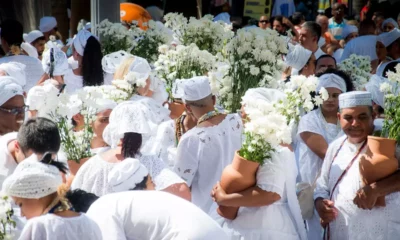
top-left (314, 91), bottom-right (400, 240)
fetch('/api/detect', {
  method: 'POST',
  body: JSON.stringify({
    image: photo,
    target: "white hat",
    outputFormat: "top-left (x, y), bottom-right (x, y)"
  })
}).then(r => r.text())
top-left (382, 18), bottom-right (399, 31)
top-left (365, 74), bottom-right (387, 107)
top-left (39, 16), bottom-right (57, 33)
top-left (85, 22), bottom-right (91, 31)
top-left (285, 44), bottom-right (312, 73)
top-left (2, 156), bottom-right (62, 199)
top-left (342, 25), bottom-right (358, 40)
top-left (21, 42), bottom-right (38, 59)
top-left (108, 158), bottom-right (148, 192)
top-left (317, 73), bottom-right (347, 93)
top-left (0, 77), bottom-right (24, 106)
top-left (73, 29), bottom-right (96, 56)
top-left (242, 88), bottom-right (286, 105)
top-left (378, 29), bottom-right (400, 47)
top-left (182, 76), bottom-right (212, 101)
top-left (102, 51), bottom-right (133, 74)
top-left (339, 91), bottom-right (372, 109)
top-left (23, 30), bottom-right (44, 44)
top-left (42, 42), bottom-right (69, 76)
top-left (0, 62), bottom-right (27, 88)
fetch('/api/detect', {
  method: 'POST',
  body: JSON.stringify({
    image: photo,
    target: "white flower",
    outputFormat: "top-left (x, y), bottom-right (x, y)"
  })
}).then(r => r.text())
top-left (380, 82), bottom-right (392, 93)
top-left (319, 87), bottom-right (329, 101)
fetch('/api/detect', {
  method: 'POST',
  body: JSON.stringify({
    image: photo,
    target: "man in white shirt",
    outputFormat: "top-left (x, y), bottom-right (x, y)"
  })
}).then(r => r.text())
top-left (299, 21), bottom-right (326, 59)
top-left (174, 76), bottom-right (243, 214)
top-left (23, 30), bottom-right (46, 60)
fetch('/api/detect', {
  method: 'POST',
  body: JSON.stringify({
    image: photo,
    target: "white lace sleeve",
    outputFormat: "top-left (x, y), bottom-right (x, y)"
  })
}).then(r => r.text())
top-left (256, 157), bottom-right (285, 197)
top-left (140, 154), bottom-right (184, 190)
top-left (152, 120), bottom-right (175, 166)
top-left (173, 134), bottom-right (200, 186)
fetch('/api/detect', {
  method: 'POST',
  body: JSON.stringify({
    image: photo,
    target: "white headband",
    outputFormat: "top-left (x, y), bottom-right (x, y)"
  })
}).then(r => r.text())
top-left (0, 62), bottom-right (26, 88)
top-left (108, 158), bottom-right (148, 192)
top-left (317, 74), bottom-right (347, 93)
top-left (0, 77), bottom-right (24, 106)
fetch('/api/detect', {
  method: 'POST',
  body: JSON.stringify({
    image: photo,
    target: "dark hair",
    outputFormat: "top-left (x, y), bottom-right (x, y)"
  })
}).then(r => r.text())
top-left (387, 38), bottom-right (400, 53)
top-left (40, 152), bottom-right (68, 174)
top-left (31, 36), bottom-right (46, 45)
top-left (1, 19), bottom-right (23, 47)
top-left (316, 54), bottom-right (337, 67)
top-left (302, 21), bottom-right (322, 41)
top-left (130, 176), bottom-right (148, 191)
top-left (65, 189), bottom-right (99, 213)
top-left (273, 15), bottom-right (284, 24)
top-left (17, 118), bottom-right (61, 155)
top-left (122, 132), bottom-right (142, 158)
top-left (82, 36), bottom-right (104, 86)
top-left (291, 12), bottom-right (305, 25)
top-left (316, 68), bottom-right (355, 92)
top-left (382, 61), bottom-right (399, 77)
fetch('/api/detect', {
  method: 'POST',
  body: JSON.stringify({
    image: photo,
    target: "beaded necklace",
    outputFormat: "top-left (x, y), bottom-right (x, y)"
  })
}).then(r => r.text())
top-left (197, 110), bottom-right (222, 125)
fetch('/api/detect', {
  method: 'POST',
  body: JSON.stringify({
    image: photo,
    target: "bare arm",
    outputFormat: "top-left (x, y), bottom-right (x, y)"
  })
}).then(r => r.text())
top-left (373, 170), bottom-right (400, 197)
top-left (162, 183), bottom-right (192, 201)
top-left (300, 132), bottom-right (329, 159)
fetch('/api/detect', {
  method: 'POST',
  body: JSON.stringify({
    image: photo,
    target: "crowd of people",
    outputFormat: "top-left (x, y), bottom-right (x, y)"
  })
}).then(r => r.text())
top-left (0, 2), bottom-right (400, 240)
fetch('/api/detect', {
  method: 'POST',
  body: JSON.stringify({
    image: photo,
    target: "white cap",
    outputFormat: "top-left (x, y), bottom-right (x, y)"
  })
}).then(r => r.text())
top-left (182, 76), bottom-right (212, 102)
top-left (317, 73), bottom-right (347, 93)
top-left (42, 42), bottom-right (69, 76)
top-left (39, 16), bottom-right (57, 33)
top-left (378, 29), bottom-right (400, 47)
top-left (339, 91), bottom-right (372, 109)
top-left (2, 156), bottom-right (62, 199)
top-left (214, 12), bottom-right (231, 24)
top-left (342, 25), bottom-right (358, 40)
top-left (365, 74), bottom-right (386, 107)
top-left (23, 30), bottom-right (44, 44)
top-left (108, 158), bottom-right (148, 192)
top-left (285, 44), bottom-right (312, 72)
top-left (73, 29), bottom-right (96, 56)
top-left (0, 77), bottom-right (24, 106)
top-left (0, 62), bottom-right (27, 88)
top-left (382, 18), bottom-right (399, 30)
top-left (21, 42), bottom-right (38, 59)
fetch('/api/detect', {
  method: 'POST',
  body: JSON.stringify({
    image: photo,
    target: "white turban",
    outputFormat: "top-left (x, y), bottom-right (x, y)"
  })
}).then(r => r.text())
top-left (0, 77), bottom-right (24, 106)
top-left (242, 87), bottom-right (286, 105)
top-left (182, 76), bottom-right (212, 102)
top-left (340, 35), bottom-right (378, 62)
top-left (339, 91), bottom-right (372, 109)
top-left (23, 30), bottom-right (44, 44)
top-left (0, 62), bottom-right (27, 88)
top-left (2, 156), bottom-right (62, 199)
top-left (95, 98), bottom-right (117, 113)
top-left (378, 29), bottom-right (400, 47)
top-left (21, 42), bottom-right (38, 59)
top-left (342, 25), bottom-right (358, 40)
top-left (42, 42), bottom-right (69, 76)
top-left (126, 56), bottom-right (151, 84)
top-left (102, 51), bottom-right (133, 74)
top-left (365, 74), bottom-right (387, 107)
top-left (382, 18), bottom-right (399, 31)
top-left (317, 74), bottom-right (347, 93)
top-left (73, 29), bottom-right (96, 56)
top-left (108, 158), bottom-right (148, 192)
top-left (39, 16), bottom-right (57, 33)
top-left (285, 44), bottom-right (312, 73)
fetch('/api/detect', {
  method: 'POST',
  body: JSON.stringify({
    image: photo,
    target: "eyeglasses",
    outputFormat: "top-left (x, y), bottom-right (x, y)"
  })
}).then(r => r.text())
top-left (0, 106), bottom-right (29, 115)
top-left (259, 20), bottom-right (269, 24)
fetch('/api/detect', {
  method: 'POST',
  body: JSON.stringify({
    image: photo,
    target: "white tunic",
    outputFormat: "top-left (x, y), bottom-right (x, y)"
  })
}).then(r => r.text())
top-left (86, 191), bottom-right (229, 240)
top-left (18, 213), bottom-right (101, 240)
top-left (218, 147), bottom-right (307, 240)
top-left (71, 153), bottom-right (185, 196)
top-left (63, 69), bottom-right (83, 93)
top-left (174, 114), bottom-right (243, 213)
top-left (0, 132), bottom-right (18, 187)
top-left (314, 135), bottom-right (400, 240)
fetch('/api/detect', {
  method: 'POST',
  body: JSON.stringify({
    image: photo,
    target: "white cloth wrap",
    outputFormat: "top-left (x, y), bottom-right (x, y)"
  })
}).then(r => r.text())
top-left (42, 42), bottom-right (69, 76)
top-left (317, 73), bottom-right (347, 92)
top-left (23, 30), bottom-right (44, 44)
top-left (0, 77), bottom-right (24, 106)
top-left (21, 43), bottom-right (38, 59)
top-left (0, 62), bottom-right (27, 88)
top-left (382, 18), bottom-right (399, 30)
top-left (341, 25), bottom-right (358, 39)
top-left (73, 29), bottom-right (96, 56)
top-left (378, 29), bottom-right (400, 47)
top-left (108, 158), bottom-right (148, 192)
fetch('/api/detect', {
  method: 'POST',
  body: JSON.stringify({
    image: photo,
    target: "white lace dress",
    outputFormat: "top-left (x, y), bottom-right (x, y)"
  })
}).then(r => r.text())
top-left (71, 153), bottom-right (185, 196)
top-left (174, 114), bottom-right (243, 213)
top-left (153, 120), bottom-right (176, 168)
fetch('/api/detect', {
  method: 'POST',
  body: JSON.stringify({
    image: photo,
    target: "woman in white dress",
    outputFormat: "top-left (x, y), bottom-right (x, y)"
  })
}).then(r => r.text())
top-left (211, 88), bottom-right (307, 240)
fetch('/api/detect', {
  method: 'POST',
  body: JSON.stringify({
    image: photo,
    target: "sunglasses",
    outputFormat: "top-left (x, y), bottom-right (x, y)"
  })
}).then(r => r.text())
top-left (0, 106), bottom-right (29, 115)
top-left (259, 20), bottom-right (269, 24)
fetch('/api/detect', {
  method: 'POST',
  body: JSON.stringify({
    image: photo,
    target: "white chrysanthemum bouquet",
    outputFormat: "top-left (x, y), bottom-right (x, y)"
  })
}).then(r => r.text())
top-left (381, 64), bottom-right (400, 141)
top-left (0, 195), bottom-right (15, 240)
top-left (112, 71), bottom-right (148, 100)
top-left (130, 20), bottom-right (173, 63)
top-left (97, 19), bottom-right (135, 55)
top-left (338, 54), bottom-right (371, 90)
top-left (211, 27), bottom-right (288, 112)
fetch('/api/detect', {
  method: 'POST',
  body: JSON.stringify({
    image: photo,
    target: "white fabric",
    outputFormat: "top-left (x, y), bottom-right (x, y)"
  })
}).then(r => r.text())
top-left (333, 48), bottom-right (344, 62)
top-left (174, 114), bottom-right (243, 213)
top-left (63, 69), bottom-right (83, 93)
top-left (318, 37), bottom-right (326, 47)
top-left (23, 30), bottom-right (44, 44)
top-left (0, 62), bottom-right (27, 88)
top-left (0, 55), bottom-right (44, 92)
top-left (85, 22), bottom-right (91, 31)
top-left (86, 191), bottom-right (229, 240)
top-left (376, 59), bottom-right (400, 77)
top-left (374, 118), bottom-right (384, 131)
top-left (341, 25), bottom-right (358, 39)
top-left (339, 91), bottom-right (372, 109)
top-left (340, 35), bottom-right (378, 62)
top-left (26, 83), bottom-right (59, 118)
top-left (317, 73), bottom-right (347, 92)
top-left (382, 18), bottom-right (399, 30)
top-left (0, 77), bottom-right (24, 106)
top-left (95, 98), bottom-right (117, 113)
top-left (41, 43), bottom-right (69, 76)
top-left (21, 43), bottom-right (38, 59)
top-left (108, 158), bottom-right (148, 192)
top-left (39, 16), bottom-right (57, 33)
top-left (314, 47), bottom-right (326, 59)
top-left (214, 12), bottom-right (231, 24)
top-left (378, 29), bottom-right (400, 47)
top-left (314, 135), bottom-right (400, 240)
top-left (365, 74), bottom-right (387, 107)
top-left (242, 87), bottom-right (286, 104)
top-left (102, 50), bottom-right (133, 74)
top-left (182, 76), bottom-right (212, 101)
top-left (73, 30), bottom-right (94, 56)
top-left (0, 132), bottom-right (18, 187)
top-left (285, 44), bottom-right (312, 71)
top-left (172, 79), bottom-right (185, 99)
top-left (2, 155), bottom-right (62, 199)
top-left (149, 75), bottom-right (168, 104)
top-left (153, 119), bottom-right (176, 167)
top-left (19, 213), bottom-right (102, 240)
top-left (218, 147), bottom-right (307, 240)
top-left (67, 56), bottom-right (79, 70)
top-left (71, 153), bottom-right (184, 196)
top-left (126, 56), bottom-right (151, 84)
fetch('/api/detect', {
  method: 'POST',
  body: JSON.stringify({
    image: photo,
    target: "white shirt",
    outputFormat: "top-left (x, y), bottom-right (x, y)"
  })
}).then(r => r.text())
top-left (63, 69), bottom-right (83, 93)
top-left (174, 114), bottom-right (243, 213)
top-left (0, 55), bottom-right (44, 92)
top-left (314, 47), bottom-right (326, 59)
top-left (19, 213), bottom-right (101, 240)
top-left (86, 191), bottom-right (229, 240)
top-left (0, 132), bottom-right (18, 187)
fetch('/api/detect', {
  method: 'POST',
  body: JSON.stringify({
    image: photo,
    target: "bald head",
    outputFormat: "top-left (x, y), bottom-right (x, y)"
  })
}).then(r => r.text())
top-left (316, 15), bottom-right (329, 33)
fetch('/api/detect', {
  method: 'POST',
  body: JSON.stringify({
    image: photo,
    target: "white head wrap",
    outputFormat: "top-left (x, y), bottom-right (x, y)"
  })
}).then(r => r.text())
top-left (214, 12), bottom-right (231, 24)
top-left (339, 91), bottom-right (372, 109)
top-left (95, 98), bottom-right (117, 113)
top-left (317, 74), bottom-right (347, 93)
top-left (378, 29), bottom-right (400, 47)
top-left (126, 56), bottom-right (151, 84)
top-left (23, 30), bottom-right (44, 44)
top-left (26, 83), bottom-right (59, 114)
top-left (39, 16), bottom-right (57, 33)
top-left (108, 158), bottom-right (148, 192)
top-left (21, 42), bottom-right (38, 59)
top-left (182, 76), bottom-right (212, 102)
top-left (42, 42), bottom-right (69, 76)
top-left (242, 87), bottom-right (286, 104)
top-left (102, 51), bottom-right (133, 74)
top-left (0, 77), bottom-right (24, 106)
top-left (340, 35), bottom-right (378, 62)
top-left (0, 62), bottom-right (27, 88)
top-left (382, 18), bottom-right (399, 31)
top-left (365, 74), bottom-right (387, 107)
top-left (342, 25), bottom-right (358, 40)
top-left (2, 156), bottom-right (62, 199)
top-left (285, 44), bottom-right (312, 73)
top-left (73, 29), bottom-right (96, 56)
top-left (85, 22), bottom-right (91, 31)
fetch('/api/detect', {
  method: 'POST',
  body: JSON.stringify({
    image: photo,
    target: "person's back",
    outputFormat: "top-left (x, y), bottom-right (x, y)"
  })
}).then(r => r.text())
top-left (86, 191), bottom-right (229, 240)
